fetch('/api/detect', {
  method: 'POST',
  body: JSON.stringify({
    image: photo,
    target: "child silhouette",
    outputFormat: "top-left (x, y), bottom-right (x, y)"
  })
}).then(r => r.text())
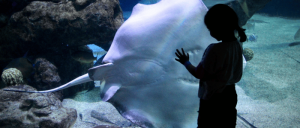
top-left (175, 4), bottom-right (247, 128)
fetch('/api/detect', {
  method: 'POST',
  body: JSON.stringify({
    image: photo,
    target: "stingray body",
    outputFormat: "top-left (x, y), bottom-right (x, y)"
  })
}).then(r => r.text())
top-left (89, 0), bottom-right (217, 127)
top-left (4, 0), bottom-right (248, 127)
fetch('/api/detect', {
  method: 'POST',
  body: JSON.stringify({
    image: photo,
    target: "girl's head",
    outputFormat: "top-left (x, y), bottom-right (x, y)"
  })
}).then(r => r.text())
top-left (204, 4), bottom-right (247, 42)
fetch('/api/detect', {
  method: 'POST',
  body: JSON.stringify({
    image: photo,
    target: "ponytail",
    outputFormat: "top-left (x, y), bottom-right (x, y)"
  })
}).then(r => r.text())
top-left (236, 26), bottom-right (247, 42)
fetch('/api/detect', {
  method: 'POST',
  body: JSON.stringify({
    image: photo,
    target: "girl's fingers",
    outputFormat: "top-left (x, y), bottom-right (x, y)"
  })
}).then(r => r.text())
top-left (176, 49), bottom-right (182, 56)
top-left (175, 52), bottom-right (180, 58)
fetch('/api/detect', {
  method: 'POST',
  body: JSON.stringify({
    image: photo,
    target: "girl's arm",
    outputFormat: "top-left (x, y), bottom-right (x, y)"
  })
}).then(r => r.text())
top-left (184, 62), bottom-right (204, 79)
top-left (175, 48), bottom-right (205, 80)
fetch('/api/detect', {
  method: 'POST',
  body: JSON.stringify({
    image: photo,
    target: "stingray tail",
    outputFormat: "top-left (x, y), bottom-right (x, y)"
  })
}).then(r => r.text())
top-left (88, 63), bottom-right (113, 80)
top-left (4, 73), bottom-right (92, 93)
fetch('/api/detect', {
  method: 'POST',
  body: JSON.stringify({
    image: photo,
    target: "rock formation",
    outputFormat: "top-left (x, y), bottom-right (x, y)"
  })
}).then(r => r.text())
top-left (33, 58), bottom-right (63, 100)
top-left (0, 85), bottom-right (77, 128)
top-left (0, 0), bottom-right (124, 97)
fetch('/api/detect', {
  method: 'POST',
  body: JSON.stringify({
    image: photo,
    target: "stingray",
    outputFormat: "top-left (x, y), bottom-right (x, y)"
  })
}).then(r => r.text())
top-left (4, 0), bottom-right (247, 127)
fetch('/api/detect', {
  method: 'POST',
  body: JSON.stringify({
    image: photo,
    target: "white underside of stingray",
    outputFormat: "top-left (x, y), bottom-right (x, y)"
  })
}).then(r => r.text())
top-left (94, 1), bottom-right (214, 127)
top-left (5, 0), bottom-right (247, 127)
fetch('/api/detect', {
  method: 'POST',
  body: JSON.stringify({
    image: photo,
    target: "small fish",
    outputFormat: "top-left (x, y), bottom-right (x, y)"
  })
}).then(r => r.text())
top-left (32, 61), bottom-right (42, 68)
top-left (248, 33), bottom-right (257, 42)
top-left (79, 113), bottom-right (83, 121)
top-left (71, 51), bottom-right (97, 63)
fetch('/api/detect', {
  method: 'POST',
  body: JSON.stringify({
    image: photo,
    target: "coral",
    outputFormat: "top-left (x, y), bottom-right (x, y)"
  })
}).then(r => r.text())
top-left (243, 48), bottom-right (254, 61)
top-left (1, 68), bottom-right (24, 86)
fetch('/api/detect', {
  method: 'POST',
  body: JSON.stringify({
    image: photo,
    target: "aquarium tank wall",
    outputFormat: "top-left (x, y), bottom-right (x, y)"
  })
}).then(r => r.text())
top-left (0, 0), bottom-right (300, 128)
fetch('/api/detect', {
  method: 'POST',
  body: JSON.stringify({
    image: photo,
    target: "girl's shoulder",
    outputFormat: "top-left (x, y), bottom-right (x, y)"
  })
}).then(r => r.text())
top-left (207, 40), bottom-right (239, 53)
top-left (206, 42), bottom-right (224, 51)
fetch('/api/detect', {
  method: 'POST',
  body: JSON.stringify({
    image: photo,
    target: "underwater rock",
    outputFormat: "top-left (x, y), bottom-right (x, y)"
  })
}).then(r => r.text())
top-left (0, 0), bottom-right (65, 27)
top-left (0, 0), bottom-right (123, 49)
top-left (33, 58), bottom-right (60, 90)
top-left (0, 0), bottom-right (120, 98)
top-left (228, 0), bottom-right (272, 26)
top-left (91, 110), bottom-right (133, 127)
top-left (33, 58), bottom-right (63, 100)
top-left (73, 0), bottom-right (95, 10)
top-left (1, 68), bottom-right (24, 86)
top-left (91, 110), bottom-right (114, 124)
top-left (243, 48), bottom-right (254, 61)
top-left (0, 85), bottom-right (77, 128)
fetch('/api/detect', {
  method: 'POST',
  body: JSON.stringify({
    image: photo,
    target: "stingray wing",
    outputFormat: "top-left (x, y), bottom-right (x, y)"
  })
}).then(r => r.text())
top-left (98, 0), bottom-right (214, 127)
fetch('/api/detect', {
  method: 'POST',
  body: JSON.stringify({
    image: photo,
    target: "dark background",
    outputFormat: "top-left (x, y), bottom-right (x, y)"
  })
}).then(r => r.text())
top-left (119, 0), bottom-right (140, 12)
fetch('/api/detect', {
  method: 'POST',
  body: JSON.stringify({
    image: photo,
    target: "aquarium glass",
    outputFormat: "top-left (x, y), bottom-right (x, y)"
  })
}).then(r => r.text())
top-left (1, 0), bottom-right (300, 128)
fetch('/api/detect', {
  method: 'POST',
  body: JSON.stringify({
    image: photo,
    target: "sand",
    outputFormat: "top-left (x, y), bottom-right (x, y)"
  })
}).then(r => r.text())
top-left (62, 87), bottom-right (141, 128)
top-left (236, 14), bottom-right (300, 127)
